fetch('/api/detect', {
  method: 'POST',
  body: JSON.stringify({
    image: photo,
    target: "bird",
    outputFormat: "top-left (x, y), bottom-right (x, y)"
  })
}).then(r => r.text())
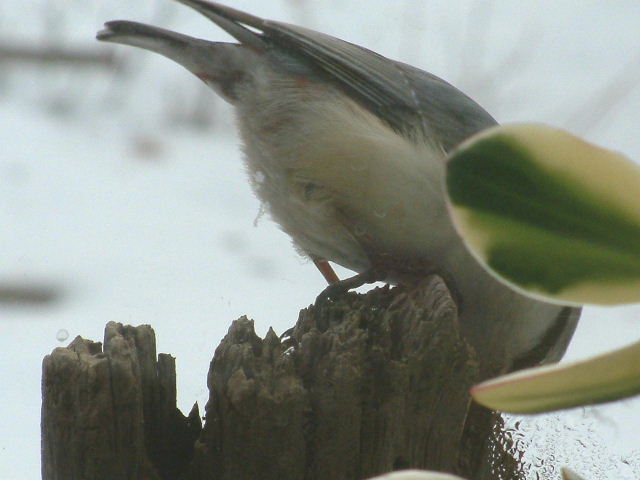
top-left (97, 0), bottom-right (580, 378)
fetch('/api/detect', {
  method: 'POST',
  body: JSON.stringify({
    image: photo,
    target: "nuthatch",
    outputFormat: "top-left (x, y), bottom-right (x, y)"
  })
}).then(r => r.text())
top-left (98, 0), bottom-right (580, 377)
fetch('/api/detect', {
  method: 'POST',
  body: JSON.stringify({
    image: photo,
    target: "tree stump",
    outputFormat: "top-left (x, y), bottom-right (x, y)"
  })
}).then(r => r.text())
top-left (41, 276), bottom-right (523, 480)
top-left (41, 323), bottom-right (201, 480)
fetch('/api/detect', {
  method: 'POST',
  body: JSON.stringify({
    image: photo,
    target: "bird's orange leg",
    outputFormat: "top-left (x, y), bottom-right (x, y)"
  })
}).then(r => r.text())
top-left (313, 259), bottom-right (341, 284)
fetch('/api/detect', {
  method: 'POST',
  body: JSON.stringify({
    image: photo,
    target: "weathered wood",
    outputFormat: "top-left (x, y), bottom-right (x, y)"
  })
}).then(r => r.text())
top-left (41, 323), bottom-right (201, 480)
top-left (42, 277), bottom-right (522, 480)
top-left (185, 277), bottom-right (509, 480)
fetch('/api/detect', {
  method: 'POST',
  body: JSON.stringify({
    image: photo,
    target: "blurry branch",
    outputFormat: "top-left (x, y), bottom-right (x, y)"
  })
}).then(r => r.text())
top-left (564, 53), bottom-right (640, 135)
top-left (0, 283), bottom-right (62, 305)
top-left (0, 44), bottom-right (118, 68)
top-left (454, 3), bottom-right (539, 109)
top-left (467, 27), bottom-right (538, 101)
top-left (458, 0), bottom-right (495, 82)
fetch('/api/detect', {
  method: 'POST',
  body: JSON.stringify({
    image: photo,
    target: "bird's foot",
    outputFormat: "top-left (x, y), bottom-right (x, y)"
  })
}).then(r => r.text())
top-left (315, 267), bottom-right (386, 305)
top-left (312, 267), bottom-right (386, 332)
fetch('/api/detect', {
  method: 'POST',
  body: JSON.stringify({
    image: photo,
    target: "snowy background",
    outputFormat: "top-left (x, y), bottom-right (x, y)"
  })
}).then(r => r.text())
top-left (1, 1), bottom-right (640, 479)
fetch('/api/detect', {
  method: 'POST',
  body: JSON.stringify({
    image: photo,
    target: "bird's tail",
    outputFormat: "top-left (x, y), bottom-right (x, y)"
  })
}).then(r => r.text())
top-left (97, 19), bottom-right (261, 103)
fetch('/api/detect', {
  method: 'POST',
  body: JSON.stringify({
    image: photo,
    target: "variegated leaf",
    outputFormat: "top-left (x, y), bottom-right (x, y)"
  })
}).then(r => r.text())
top-left (446, 123), bottom-right (640, 305)
top-left (471, 340), bottom-right (640, 413)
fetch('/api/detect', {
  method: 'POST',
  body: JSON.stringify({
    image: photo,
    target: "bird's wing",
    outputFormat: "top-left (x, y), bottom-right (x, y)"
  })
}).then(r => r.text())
top-left (174, 0), bottom-right (497, 149)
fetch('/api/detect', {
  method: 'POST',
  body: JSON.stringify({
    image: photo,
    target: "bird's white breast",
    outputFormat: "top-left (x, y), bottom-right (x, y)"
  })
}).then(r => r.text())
top-left (236, 77), bottom-right (454, 272)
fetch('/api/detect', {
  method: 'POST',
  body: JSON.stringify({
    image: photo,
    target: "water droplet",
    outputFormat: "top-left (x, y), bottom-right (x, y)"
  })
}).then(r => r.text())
top-left (56, 329), bottom-right (69, 342)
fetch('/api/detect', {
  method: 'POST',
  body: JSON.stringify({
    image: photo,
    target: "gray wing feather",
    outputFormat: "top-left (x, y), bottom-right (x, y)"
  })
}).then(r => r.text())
top-left (180, 0), bottom-right (498, 148)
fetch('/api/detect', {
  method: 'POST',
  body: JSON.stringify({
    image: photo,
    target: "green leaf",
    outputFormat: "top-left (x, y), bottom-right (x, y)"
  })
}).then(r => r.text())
top-left (446, 123), bottom-right (640, 305)
top-left (470, 340), bottom-right (640, 413)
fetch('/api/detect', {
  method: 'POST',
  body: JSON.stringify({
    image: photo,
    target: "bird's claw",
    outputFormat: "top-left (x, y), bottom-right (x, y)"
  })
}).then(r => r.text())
top-left (314, 268), bottom-right (386, 306)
